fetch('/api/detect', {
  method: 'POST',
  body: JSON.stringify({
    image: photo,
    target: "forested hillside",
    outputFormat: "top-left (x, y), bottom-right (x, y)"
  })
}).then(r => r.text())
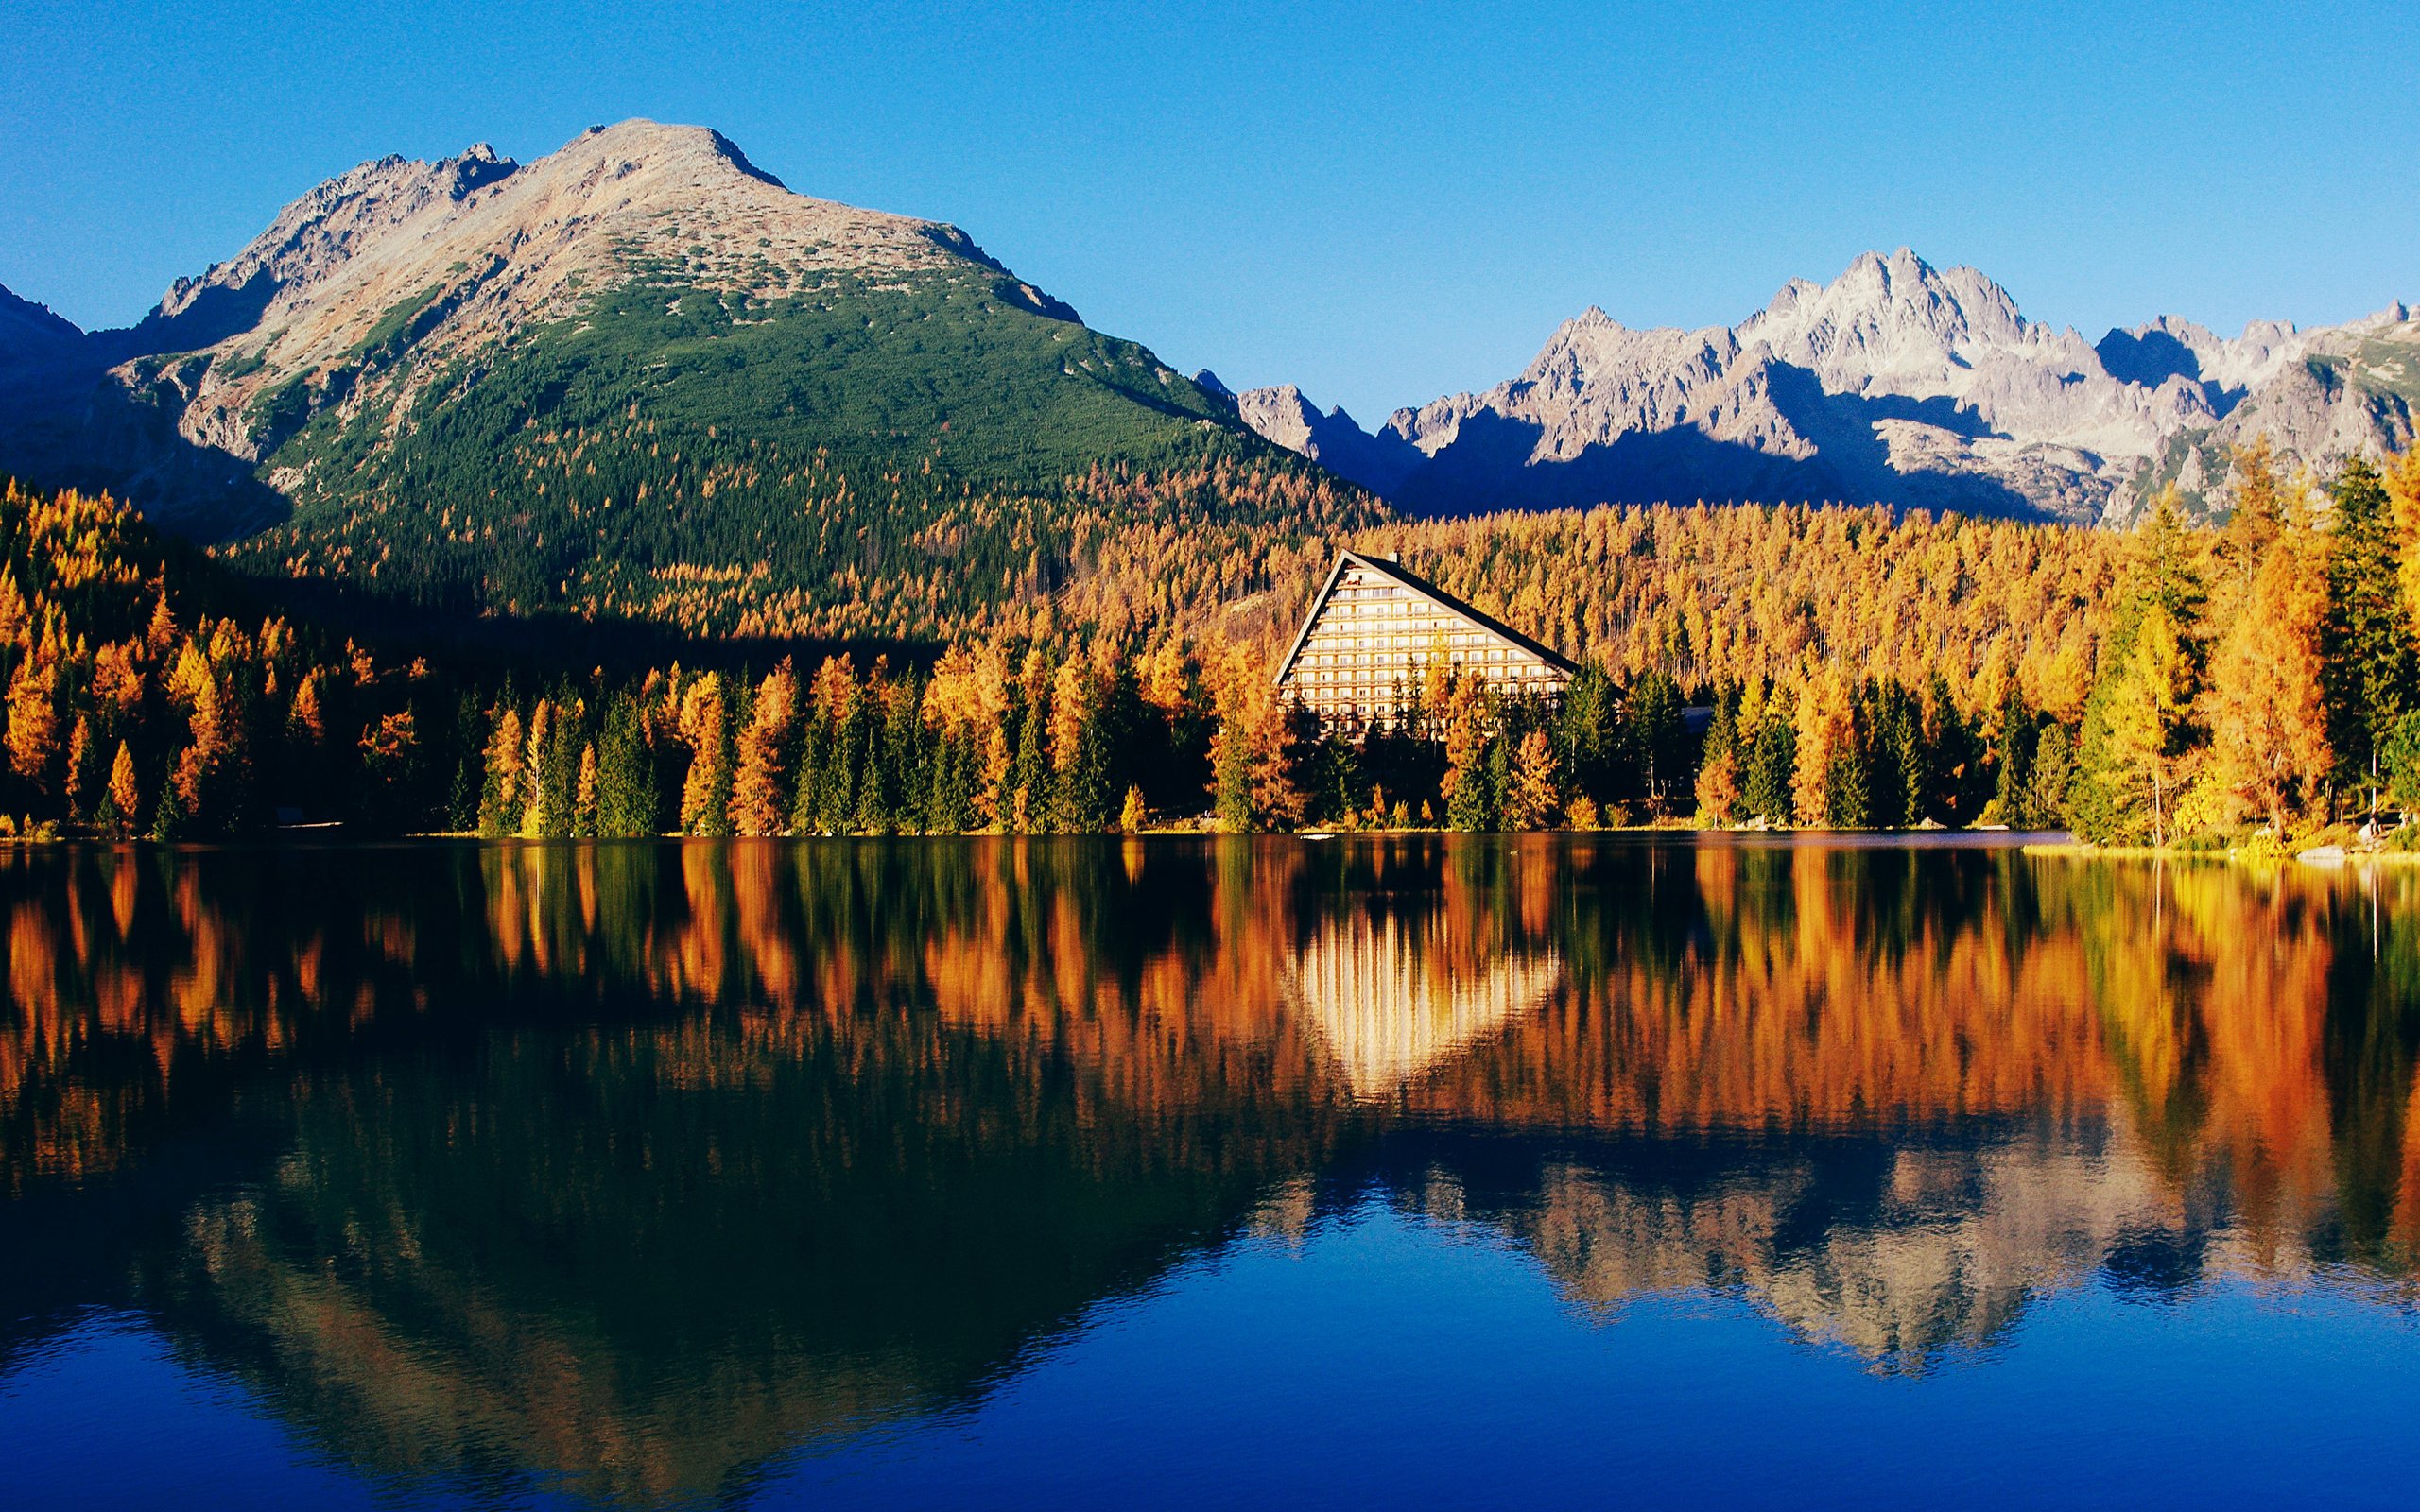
top-left (7, 442), bottom-right (2416, 848)
top-left (0, 482), bottom-right (461, 838)
top-left (0, 121), bottom-right (1378, 642)
top-left (211, 266), bottom-right (1370, 637)
top-left (1357, 503), bottom-right (2123, 715)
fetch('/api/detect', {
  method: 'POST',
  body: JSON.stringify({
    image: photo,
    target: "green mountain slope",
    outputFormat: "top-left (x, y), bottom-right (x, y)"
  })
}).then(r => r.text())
top-left (219, 264), bottom-right (1321, 635)
top-left (4, 121), bottom-right (1374, 641)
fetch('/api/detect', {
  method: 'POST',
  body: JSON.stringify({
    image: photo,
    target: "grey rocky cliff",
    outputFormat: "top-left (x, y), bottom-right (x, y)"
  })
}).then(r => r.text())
top-left (1238, 249), bottom-right (2416, 524)
top-left (1233, 384), bottom-right (1423, 498)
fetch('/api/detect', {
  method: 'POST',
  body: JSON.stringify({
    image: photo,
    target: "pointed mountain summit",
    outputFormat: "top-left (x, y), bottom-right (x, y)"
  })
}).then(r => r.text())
top-left (1241, 249), bottom-right (2416, 523)
top-left (0, 121), bottom-right (1337, 631)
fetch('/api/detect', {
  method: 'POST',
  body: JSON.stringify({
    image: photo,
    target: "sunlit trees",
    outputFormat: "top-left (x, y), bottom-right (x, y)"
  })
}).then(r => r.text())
top-left (1502, 730), bottom-right (1562, 830)
top-left (21, 440), bottom-right (2420, 847)
top-left (2073, 493), bottom-right (2206, 846)
top-left (2200, 452), bottom-right (2331, 833)
top-left (479, 703), bottom-right (526, 838)
top-left (1440, 673), bottom-right (1497, 832)
top-left (5, 654), bottom-right (59, 795)
top-left (1792, 670), bottom-right (1858, 827)
top-left (1208, 652), bottom-right (1305, 833)
top-left (98, 740), bottom-right (140, 839)
top-left (2084, 602), bottom-right (2201, 845)
top-left (729, 662), bottom-right (797, 836)
top-left (677, 675), bottom-right (733, 836)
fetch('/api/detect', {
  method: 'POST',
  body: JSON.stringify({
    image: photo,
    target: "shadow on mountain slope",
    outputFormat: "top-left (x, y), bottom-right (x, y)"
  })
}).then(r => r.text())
top-left (1391, 376), bottom-right (2049, 522)
top-left (0, 364), bottom-right (289, 540)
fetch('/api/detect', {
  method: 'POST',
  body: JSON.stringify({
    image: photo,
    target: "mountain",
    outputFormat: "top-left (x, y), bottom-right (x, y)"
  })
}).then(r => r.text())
top-left (1239, 249), bottom-right (2418, 524)
top-left (0, 286), bottom-right (86, 380)
top-left (1232, 384), bottom-right (1423, 499)
top-left (0, 120), bottom-right (1356, 636)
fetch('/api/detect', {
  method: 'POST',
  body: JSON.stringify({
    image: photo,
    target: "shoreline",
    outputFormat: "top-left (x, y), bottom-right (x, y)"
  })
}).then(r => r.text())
top-left (2021, 840), bottom-right (2420, 866)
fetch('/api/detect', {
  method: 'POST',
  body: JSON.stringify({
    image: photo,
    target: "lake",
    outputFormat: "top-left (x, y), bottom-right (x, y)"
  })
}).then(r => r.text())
top-left (3, 835), bottom-right (2418, 1508)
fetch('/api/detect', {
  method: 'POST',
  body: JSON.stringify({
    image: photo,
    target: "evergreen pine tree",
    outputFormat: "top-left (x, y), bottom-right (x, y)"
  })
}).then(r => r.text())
top-left (1558, 663), bottom-right (1623, 804)
top-left (1742, 703), bottom-right (1797, 825)
top-left (883, 672), bottom-right (928, 834)
top-left (2321, 457), bottom-right (2416, 809)
top-left (1888, 691), bottom-right (1927, 828)
top-left (1213, 705), bottom-right (1254, 833)
top-left (1628, 670), bottom-right (1685, 815)
top-left (2026, 724), bottom-right (2076, 832)
top-left (596, 693), bottom-right (657, 837)
top-left (446, 690), bottom-right (484, 833)
top-left (1824, 697), bottom-right (1873, 828)
top-left (790, 711), bottom-right (828, 835)
top-left (1011, 690), bottom-right (1052, 833)
top-left (1993, 685), bottom-right (2038, 826)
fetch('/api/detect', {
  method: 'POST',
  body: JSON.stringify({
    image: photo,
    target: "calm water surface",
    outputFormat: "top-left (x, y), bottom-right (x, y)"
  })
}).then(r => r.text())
top-left (3, 836), bottom-right (2418, 1508)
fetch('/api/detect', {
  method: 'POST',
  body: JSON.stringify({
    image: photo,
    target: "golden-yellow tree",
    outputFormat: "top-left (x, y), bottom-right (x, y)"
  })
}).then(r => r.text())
top-left (728, 662), bottom-right (797, 835)
top-left (1502, 730), bottom-right (1562, 830)
top-left (2201, 453), bottom-right (2331, 833)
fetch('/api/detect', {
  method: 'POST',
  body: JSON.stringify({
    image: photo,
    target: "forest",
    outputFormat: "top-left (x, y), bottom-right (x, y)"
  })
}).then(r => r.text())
top-left (2, 436), bottom-right (2416, 846)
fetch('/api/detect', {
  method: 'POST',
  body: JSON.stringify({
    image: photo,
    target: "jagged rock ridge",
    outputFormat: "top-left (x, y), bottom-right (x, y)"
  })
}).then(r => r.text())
top-left (1240, 249), bottom-right (2418, 524)
top-left (1233, 384), bottom-right (1424, 499)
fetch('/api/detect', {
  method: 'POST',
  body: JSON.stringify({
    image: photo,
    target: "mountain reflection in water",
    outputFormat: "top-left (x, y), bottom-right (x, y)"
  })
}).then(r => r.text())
top-left (3, 836), bottom-right (2418, 1506)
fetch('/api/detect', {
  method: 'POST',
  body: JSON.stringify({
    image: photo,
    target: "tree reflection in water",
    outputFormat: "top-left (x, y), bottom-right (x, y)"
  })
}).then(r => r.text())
top-left (3, 836), bottom-right (2417, 1503)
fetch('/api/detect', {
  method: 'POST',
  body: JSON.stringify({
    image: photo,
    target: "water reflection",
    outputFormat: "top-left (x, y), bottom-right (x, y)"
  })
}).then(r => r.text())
top-left (3, 837), bottom-right (2418, 1502)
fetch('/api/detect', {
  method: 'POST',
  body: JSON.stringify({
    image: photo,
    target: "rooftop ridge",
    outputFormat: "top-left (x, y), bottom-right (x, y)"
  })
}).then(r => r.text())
top-left (1274, 548), bottom-right (1579, 730)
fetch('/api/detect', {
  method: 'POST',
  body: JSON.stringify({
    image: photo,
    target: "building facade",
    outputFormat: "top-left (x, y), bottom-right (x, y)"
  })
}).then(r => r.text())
top-left (1274, 550), bottom-right (1580, 729)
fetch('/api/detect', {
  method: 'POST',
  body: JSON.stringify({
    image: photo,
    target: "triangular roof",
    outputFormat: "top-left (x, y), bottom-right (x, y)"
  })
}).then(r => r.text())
top-left (1275, 549), bottom-right (1582, 686)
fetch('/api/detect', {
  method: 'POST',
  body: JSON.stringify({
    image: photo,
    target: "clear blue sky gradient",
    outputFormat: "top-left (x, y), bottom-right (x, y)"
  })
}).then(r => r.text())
top-left (4, 1), bottom-right (2413, 421)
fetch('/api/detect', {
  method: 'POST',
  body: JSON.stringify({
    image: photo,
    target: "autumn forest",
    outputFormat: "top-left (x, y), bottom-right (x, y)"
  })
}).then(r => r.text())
top-left (3, 437), bottom-right (2417, 847)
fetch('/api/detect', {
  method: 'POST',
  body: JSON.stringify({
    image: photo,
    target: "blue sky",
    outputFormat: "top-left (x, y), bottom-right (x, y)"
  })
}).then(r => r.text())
top-left (3, 1), bottom-right (2412, 421)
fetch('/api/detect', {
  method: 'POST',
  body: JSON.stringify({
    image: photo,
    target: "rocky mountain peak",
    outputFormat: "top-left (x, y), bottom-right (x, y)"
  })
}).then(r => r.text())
top-left (1241, 248), bottom-right (2417, 525)
top-left (1236, 382), bottom-right (1421, 497)
top-left (1738, 249), bottom-right (2039, 387)
top-left (130, 118), bottom-right (964, 366)
top-left (2353, 299), bottom-right (2414, 331)
top-left (0, 118), bottom-right (1123, 537)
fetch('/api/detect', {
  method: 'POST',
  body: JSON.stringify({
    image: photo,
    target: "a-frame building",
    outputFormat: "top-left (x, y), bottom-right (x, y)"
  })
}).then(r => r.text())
top-left (1274, 549), bottom-right (1579, 729)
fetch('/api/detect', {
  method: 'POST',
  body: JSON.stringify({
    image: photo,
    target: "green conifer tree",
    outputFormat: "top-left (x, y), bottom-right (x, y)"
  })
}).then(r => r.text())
top-left (2322, 457), bottom-right (2417, 807)
top-left (1448, 735), bottom-right (1503, 831)
top-left (1742, 704), bottom-right (1797, 825)
top-left (1558, 663), bottom-right (1623, 803)
top-left (596, 694), bottom-right (657, 837)
top-left (1628, 669), bottom-right (1685, 815)
top-left (1011, 691), bottom-right (1052, 833)
top-left (789, 711), bottom-right (828, 835)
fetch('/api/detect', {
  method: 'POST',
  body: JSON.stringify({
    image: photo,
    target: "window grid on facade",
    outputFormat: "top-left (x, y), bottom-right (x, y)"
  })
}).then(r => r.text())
top-left (1274, 550), bottom-right (1580, 730)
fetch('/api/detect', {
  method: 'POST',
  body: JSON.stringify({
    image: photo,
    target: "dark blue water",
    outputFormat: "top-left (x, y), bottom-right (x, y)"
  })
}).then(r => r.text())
top-left (3, 837), bottom-right (2417, 1507)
